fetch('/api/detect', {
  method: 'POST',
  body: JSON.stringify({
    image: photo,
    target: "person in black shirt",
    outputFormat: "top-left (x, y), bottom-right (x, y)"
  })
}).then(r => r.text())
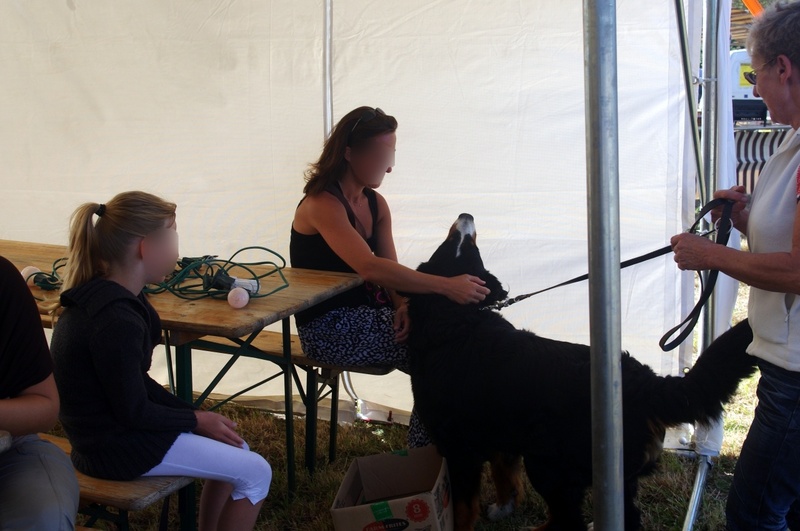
top-left (0, 255), bottom-right (79, 530)
top-left (50, 191), bottom-right (270, 531)
top-left (290, 107), bottom-right (490, 447)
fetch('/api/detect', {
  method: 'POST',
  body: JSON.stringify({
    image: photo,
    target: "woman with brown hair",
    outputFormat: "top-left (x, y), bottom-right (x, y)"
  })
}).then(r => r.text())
top-left (291, 107), bottom-right (489, 446)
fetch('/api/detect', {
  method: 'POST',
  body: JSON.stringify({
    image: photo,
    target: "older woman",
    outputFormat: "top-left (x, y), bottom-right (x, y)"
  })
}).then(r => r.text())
top-left (671, 2), bottom-right (800, 528)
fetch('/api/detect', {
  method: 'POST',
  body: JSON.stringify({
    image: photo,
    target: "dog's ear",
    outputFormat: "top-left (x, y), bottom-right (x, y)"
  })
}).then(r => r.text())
top-left (479, 271), bottom-right (508, 307)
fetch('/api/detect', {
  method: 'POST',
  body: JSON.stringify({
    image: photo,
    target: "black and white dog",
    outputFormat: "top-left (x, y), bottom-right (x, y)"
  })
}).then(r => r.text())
top-left (405, 213), bottom-right (756, 530)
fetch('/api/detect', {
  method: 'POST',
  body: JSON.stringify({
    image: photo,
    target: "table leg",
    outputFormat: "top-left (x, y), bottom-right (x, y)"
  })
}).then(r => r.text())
top-left (178, 484), bottom-right (195, 531)
top-left (174, 343), bottom-right (196, 528)
top-left (329, 374), bottom-right (339, 463)
top-left (305, 368), bottom-right (319, 475)
top-left (282, 318), bottom-right (296, 497)
top-left (175, 344), bottom-right (194, 404)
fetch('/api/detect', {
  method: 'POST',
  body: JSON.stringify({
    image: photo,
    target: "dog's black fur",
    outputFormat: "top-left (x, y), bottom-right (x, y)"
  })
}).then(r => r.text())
top-left (405, 214), bottom-right (757, 531)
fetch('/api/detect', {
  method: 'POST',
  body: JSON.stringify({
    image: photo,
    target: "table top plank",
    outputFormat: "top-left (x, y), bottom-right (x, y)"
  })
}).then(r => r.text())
top-left (0, 239), bottom-right (362, 339)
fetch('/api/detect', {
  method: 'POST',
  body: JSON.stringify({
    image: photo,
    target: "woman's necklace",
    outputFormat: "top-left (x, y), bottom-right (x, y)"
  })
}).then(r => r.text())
top-left (348, 193), bottom-right (365, 208)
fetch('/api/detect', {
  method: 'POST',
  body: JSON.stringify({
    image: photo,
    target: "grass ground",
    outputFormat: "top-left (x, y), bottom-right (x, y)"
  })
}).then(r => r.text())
top-left (69, 283), bottom-right (756, 530)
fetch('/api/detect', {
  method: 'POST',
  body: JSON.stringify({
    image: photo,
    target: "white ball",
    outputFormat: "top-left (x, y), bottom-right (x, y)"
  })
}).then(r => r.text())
top-left (227, 287), bottom-right (250, 309)
top-left (21, 266), bottom-right (41, 285)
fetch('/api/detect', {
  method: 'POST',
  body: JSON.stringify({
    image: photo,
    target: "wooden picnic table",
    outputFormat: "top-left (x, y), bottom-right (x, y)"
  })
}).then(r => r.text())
top-left (0, 239), bottom-right (363, 527)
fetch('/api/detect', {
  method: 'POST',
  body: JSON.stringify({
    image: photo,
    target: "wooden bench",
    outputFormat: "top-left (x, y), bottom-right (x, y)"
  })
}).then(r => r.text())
top-left (39, 433), bottom-right (193, 531)
top-left (196, 330), bottom-right (394, 474)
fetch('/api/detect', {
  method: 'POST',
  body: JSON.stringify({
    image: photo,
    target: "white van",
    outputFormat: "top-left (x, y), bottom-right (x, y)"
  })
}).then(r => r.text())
top-left (730, 49), bottom-right (768, 122)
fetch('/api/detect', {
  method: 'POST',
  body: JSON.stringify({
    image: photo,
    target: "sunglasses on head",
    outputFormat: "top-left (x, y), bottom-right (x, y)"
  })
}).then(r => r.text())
top-left (349, 107), bottom-right (385, 136)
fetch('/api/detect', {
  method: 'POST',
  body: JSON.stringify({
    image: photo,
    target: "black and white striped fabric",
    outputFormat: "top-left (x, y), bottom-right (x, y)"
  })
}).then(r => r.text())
top-left (735, 126), bottom-right (792, 193)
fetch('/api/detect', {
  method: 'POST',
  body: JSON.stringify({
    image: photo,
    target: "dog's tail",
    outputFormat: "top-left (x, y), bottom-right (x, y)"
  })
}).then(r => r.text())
top-left (648, 319), bottom-right (756, 427)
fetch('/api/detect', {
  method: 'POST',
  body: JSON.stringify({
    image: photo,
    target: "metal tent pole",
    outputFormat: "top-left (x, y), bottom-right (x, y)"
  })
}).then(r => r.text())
top-left (674, 0), bottom-right (706, 204)
top-left (583, 0), bottom-right (625, 528)
top-left (699, 0), bottom-right (721, 356)
top-left (323, 0), bottom-right (333, 139)
top-left (322, 1), bottom-right (367, 418)
top-left (683, 0), bottom-right (722, 528)
top-left (684, 455), bottom-right (714, 529)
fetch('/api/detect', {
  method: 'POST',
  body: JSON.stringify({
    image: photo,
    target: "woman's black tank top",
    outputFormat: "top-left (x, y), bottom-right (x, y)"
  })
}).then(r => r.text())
top-left (290, 182), bottom-right (390, 326)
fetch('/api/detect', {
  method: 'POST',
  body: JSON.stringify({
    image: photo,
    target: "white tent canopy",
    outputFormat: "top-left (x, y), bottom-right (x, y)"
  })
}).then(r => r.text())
top-left (1, 0), bottom-right (703, 414)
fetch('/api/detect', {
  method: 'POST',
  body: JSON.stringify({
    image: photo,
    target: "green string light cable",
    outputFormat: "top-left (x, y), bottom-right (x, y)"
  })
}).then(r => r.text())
top-left (143, 246), bottom-right (289, 300)
top-left (25, 257), bottom-right (68, 298)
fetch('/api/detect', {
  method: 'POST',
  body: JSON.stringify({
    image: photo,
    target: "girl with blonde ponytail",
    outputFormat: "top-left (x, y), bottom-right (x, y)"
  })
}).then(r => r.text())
top-left (60, 191), bottom-right (177, 294)
top-left (51, 191), bottom-right (270, 531)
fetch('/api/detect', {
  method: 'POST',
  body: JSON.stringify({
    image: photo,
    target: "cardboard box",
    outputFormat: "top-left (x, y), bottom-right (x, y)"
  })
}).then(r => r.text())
top-left (331, 446), bottom-right (453, 531)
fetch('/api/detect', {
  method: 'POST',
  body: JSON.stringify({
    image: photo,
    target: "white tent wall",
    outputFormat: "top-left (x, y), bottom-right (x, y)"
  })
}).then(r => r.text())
top-left (0, 1), bottom-right (321, 248)
top-left (1, 1), bottom-right (695, 415)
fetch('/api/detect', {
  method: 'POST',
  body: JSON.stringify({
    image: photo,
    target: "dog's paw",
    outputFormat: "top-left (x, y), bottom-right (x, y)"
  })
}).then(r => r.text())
top-left (487, 500), bottom-right (515, 521)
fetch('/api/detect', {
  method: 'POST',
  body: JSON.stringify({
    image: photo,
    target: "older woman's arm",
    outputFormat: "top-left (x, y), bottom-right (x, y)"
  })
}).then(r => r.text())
top-left (671, 202), bottom-right (800, 294)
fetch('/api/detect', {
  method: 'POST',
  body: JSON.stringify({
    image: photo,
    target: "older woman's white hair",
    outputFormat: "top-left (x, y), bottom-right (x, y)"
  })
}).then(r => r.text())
top-left (747, 1), bottom-right (800, 68)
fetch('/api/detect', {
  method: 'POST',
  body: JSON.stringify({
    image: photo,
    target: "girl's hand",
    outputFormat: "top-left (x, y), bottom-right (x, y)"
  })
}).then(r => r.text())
top-left (194, 411), bottom-right (244, 448)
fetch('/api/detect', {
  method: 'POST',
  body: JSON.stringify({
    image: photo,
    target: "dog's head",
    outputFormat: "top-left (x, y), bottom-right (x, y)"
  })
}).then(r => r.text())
top-left (415, 213), bottom-right (508, 307)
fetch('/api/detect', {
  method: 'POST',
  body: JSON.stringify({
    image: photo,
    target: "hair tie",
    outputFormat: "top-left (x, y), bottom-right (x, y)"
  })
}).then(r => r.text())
top-left (96, 204), bottom-right (106, 217)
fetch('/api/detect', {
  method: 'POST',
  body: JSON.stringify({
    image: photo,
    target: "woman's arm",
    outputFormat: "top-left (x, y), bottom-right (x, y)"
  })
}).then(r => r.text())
top-left (303, 193), bottom-right (489, 304)
top-left (672, 201), bottom-right (800, 294)
top-left (372, 194), bottom-right (411, 341)
top-left (0, 374), bottom-right (59, 436)
top-left (372, 193), bottom-right (409, 305)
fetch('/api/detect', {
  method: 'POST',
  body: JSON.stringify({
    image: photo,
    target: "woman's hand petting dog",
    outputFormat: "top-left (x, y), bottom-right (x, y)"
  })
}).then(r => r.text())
top-left (444, 274), bottom-right (489, 304)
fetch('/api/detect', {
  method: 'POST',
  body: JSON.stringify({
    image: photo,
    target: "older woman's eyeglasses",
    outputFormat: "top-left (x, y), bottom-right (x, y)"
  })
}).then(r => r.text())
top-left (744, 58), bottom-right (776, 85)
top-left (349, 107), bottom-right (385, 135)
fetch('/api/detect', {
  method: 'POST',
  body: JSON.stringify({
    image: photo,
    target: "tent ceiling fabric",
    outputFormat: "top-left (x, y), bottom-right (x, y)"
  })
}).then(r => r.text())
top-left (0, 0), bottom-right (695, 410)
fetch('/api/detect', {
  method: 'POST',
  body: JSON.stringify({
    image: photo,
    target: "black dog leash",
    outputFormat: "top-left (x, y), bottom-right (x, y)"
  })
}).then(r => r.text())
top-left (659, 198), bottom-right (734, 351)
top-left (484, 198), bottom-right (734, 352)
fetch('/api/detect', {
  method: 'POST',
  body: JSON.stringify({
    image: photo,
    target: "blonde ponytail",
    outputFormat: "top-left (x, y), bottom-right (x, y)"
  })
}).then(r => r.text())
top-left (61, 202), bottom-right (103, 293)
top-left (54, 191), bottom-right (177, 306)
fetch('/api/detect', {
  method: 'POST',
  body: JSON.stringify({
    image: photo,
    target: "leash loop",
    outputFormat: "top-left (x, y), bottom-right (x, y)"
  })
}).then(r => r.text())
top-left (658, 198), bottom-right (734, 351)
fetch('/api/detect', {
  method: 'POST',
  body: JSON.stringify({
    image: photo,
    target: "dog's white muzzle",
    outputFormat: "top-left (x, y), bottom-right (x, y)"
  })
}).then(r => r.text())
top-left (454, 213), bottom-right (475, 257)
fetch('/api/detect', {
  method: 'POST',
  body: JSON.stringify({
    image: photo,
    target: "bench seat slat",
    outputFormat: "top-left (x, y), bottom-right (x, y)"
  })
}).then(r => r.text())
top-left (39, 433), bottom-right (192, 512)
top-left (207, 330), bottom-right (394, 376)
